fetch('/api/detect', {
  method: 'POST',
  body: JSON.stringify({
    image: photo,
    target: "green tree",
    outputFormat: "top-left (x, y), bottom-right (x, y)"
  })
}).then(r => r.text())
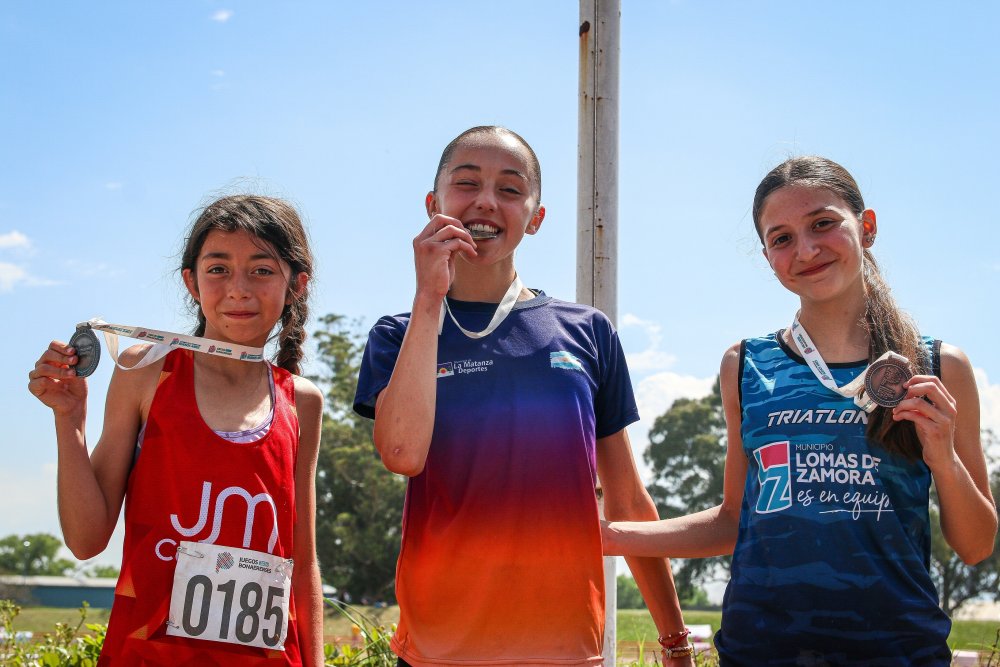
top-left (311, 314), bottom-right (406, 603)
top-left (644, 377), bottom-right (730, 600)
top-left (616, 574), bottom-right (646, 609)
top-left (0, 533), bottom-right (75, 576)
top-left (929, 429), bottom-right (1000, 616)
top-left (85, 565), bottom-right (121, 578)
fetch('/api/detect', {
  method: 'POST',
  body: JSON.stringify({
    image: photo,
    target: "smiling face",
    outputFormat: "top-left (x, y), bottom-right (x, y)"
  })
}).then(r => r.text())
top-left (758, 184), bottom-right (876, 305)
top-left (426, 132), bottom-right (545, 268)
top-left (182, 229), bottom-right (303, 346)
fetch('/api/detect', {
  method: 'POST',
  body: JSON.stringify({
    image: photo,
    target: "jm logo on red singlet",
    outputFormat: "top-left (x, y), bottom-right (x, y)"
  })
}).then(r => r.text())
top-left (154, 481), bottom-right (279, 561)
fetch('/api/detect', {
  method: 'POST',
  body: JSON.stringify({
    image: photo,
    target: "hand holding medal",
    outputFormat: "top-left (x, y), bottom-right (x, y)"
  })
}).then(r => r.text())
top-left (890, 369), bottom-right (960, 470)
top-left (27, 339), bottom-right (91, 415)
top-left (413, 214), bottom-right (479, 304)
top-left (29, 318), bottom-right (267, 412)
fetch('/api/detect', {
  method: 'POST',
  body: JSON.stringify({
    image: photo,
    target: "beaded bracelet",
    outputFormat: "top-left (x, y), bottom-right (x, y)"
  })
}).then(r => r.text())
top-left (661, 644), bottom-right (694, 660)
top-left (657, 629), bottom-right (690, 649)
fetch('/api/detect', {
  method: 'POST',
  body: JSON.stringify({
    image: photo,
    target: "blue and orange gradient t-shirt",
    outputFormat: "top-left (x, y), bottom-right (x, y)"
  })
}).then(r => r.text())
top-left (354, 292), bottom-right (639, 666)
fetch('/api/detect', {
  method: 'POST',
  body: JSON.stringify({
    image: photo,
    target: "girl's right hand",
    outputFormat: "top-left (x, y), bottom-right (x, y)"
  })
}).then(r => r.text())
top-left (412, 214), bottom-right (477, 301)
top-left (601, 519), bottom-right (623, 555)
top-left (28, 341), bottom-right (88, 415)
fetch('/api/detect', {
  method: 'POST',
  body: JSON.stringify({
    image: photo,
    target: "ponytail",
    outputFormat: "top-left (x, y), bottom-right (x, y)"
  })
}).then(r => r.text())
top-left (754, 157), bottom-right (928, 461)
top-left (861, 251), bottom-right (928, 460)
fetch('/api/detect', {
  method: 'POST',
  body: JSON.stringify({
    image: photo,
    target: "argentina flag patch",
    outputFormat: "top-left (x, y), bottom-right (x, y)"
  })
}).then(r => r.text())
top-left (550, 351), bottom-right (584, 371)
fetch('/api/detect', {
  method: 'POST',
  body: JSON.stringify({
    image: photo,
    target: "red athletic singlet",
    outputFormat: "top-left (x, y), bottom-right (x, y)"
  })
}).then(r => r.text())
top-left (99, 349), bottom-right (302, 666)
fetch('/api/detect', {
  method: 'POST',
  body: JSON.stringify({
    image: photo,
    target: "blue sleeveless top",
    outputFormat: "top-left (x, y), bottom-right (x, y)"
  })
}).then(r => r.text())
top-left (715, 332), bottom-right (951, 666)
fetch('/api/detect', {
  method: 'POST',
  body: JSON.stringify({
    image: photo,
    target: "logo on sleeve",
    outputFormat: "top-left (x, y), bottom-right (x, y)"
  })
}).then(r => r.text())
top-left (754, 441), bottom-right (792, 513)
top-left (550, 351), bottom-right (584, 371)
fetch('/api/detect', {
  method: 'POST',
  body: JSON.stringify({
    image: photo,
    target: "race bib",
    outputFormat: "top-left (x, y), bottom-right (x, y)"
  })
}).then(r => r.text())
top-left (166, 541), bottom-right (293, 650)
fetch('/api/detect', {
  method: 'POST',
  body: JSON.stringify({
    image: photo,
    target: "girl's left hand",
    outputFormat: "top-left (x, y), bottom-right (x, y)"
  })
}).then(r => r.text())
top-left (892, 374), bottom-right (959, 470)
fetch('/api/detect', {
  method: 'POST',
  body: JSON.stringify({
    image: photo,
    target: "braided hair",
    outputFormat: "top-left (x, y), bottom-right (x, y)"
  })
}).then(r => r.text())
top-left (181, 195), bottom-right (313, 375)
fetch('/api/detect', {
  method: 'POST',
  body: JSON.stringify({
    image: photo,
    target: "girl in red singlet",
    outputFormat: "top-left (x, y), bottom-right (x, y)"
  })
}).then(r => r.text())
top-left (28, 195), bottom-right (324, 666)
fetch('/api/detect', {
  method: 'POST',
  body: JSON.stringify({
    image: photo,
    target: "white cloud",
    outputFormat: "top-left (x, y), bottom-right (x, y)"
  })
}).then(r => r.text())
top-left (975, 367), bottom-right (1000, 459)
top-left (211, 9), bottom-right (233, 22)
top-left (0, 464), bottom-right (124, 570)
top-left (63, 259), bottom-right (122, 278)
top-left (0, 464), bottom-right (59, 534)
top-left (0, 233), bottom-right (57, 289)
top-left (0, 232), bottom-right (66, 291)
top-left (627, 370), bottom-right (716, 480)
top-left (104, 182), bottom-right (122, 191)
top-left (0, 262), bottom-right (28, 291)
top-left (211, 69), bottom-right (225, 77)
top-left (621, 313), bottom-right (678, 372)
top-left (0, 262), bottom-right (58, 290)
top-left (0, 230), bottom-right (30, 250)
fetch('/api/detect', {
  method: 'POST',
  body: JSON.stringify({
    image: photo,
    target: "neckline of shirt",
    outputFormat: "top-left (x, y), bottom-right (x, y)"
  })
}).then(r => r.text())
top-left (774, 328), bottom-right (868, 369)
top-left (444, 289), bottom-right (551, 313)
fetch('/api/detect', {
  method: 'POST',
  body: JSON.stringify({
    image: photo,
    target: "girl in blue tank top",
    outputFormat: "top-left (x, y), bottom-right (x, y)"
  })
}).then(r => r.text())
top-left (603, 157), bottom-right (996, 665)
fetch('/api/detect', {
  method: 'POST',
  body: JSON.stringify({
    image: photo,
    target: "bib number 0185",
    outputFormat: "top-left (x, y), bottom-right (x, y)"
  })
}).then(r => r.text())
top-left (181, 575), bottom-right (284, 646)
top-left (167, 541), bottom-right (292, 650)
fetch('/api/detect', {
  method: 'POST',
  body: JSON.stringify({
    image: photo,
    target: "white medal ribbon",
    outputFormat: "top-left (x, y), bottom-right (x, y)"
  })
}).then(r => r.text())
top-left (78, 318), bottom-right (265, 371)
top-left (438, 275), bottom-right (524, 339)
top-left (166, 540), bottom-right (292, 650)
top-left (789, 313), bottom-right (900, 413)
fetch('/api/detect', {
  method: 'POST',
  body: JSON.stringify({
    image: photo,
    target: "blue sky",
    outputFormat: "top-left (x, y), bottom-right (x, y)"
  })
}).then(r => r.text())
top-left (2, 2), bottom-right (998, 574)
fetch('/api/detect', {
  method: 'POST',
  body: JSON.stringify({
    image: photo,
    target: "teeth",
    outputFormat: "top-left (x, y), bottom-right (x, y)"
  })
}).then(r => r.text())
top-left (467, 223), bottom-right (498, 240)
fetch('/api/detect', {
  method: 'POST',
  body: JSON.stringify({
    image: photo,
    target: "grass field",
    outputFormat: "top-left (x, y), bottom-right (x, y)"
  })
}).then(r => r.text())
top-left (616, 609), bottom-right (1000, 656)
top-left (8, 605), bottom-right (1000, 657)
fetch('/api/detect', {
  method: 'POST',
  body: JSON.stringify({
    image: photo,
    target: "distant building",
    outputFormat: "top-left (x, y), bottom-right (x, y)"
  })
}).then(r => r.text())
top-left (0, 575), bottom-right (116, 608)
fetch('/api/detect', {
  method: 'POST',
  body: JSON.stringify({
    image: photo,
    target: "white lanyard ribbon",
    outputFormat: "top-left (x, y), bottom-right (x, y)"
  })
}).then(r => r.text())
top-left (789, 313), bottom-right (898, 413)
top-left (79, 318), bottom-right (265, 371)
top-left (438, 275), bottom-right (524, 339)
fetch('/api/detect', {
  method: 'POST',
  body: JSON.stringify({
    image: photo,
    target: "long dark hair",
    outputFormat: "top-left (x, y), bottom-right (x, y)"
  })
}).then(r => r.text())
top-left (181, 195), bottom-right (313, 375)
top-left (753, 156), bottom-right (927, 460)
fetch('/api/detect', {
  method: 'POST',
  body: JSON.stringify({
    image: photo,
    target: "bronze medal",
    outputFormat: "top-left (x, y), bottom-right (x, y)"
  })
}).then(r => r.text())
top-left (69, 327), bottom-right (101, 377)
top-left (864, 355), bottom-right (912, 408)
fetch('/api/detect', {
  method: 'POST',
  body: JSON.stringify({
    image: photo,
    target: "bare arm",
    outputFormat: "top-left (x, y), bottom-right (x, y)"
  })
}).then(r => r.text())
top-left (30, 341), bottom-right (154, 559)
top-left (596, 429), bottom-right (691, 665)
top-left (895, 344), bottom-right (997, 564)
top-left (373, 214), bottom-right (476, 476)
top-left (603, 343), bottom-right (746, 558)
top-left (292, 377), bottom-right (325, 667)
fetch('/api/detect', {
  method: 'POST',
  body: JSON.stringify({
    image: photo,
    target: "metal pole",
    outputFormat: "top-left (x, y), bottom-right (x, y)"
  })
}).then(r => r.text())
top-left (578, 2), bottom-right (620, 665)
top-left (578, 0), bottom-right (620, 325)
